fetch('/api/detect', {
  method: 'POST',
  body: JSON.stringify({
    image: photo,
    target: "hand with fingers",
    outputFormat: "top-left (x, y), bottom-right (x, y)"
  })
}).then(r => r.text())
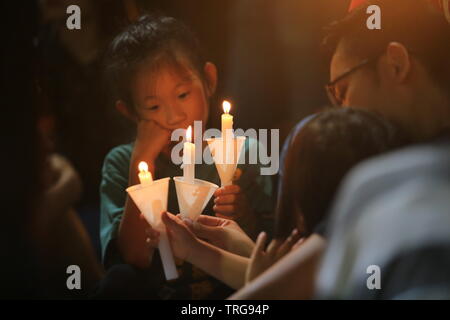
top-left (186, 215), bottom-right (255, 257)
top-left (213, 184), bottom-right (257, 237)
top-left (118, 120), bottom-right (172, 269)
top-left (130, 119), bottom-right (172, 180)
top-left (139, 213), bottom-right (160, 264)
top-left (160, 211), bottom-right (201, 261)
top-left (135, 119), bottom-right (172, 159)
top-left (245, 229), bottom-right (303, 284)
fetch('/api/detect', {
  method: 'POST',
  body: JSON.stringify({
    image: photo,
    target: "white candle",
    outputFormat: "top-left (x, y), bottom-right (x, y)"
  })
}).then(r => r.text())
top-left (183, 126), bottom-right (195, 184)
top-left (138, 161), bottom-right (153, 185)
top-left (221, 100), bottom-right (234, 165)
top-left (221, 100), bottom-right (233, 135)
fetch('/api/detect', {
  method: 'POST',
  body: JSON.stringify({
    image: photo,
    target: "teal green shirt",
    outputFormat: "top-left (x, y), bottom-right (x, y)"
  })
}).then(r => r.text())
top-left (99, 138), bottom-right (273, 298)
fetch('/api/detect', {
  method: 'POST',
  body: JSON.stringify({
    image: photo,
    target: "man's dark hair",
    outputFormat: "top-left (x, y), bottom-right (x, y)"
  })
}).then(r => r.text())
top-left (323, 0), bottom-right (450, 95)
top-left (104, 14), bottom-right (206, 111)
top-left (275, 108), bottom-right (407, 237)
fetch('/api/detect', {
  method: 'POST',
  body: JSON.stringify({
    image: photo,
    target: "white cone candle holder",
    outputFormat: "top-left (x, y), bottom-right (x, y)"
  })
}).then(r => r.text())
top-left (126, 177), bottom-right (178, 281)
top-left (206, 136), bottom-right (246, 187)
top-left (174, 177), bottom-right (219, 221)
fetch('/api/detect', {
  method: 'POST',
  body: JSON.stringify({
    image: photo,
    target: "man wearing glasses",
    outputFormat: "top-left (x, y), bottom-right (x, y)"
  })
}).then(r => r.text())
top-left (231, 0), bottom-right (450, 299)
top-left (324, 0), bottom-right (450, 142)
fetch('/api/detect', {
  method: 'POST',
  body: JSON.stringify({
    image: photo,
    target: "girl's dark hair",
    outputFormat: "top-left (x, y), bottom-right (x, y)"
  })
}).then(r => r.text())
top-left (274, 108), bottom-right (408, 238)
top-left (104, 14), bottom-right (206, 111)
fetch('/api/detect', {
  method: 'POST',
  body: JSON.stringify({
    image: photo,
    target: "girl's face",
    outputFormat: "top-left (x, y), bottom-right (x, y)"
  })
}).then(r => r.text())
top-left (131, 59), bottom-right (213, 132)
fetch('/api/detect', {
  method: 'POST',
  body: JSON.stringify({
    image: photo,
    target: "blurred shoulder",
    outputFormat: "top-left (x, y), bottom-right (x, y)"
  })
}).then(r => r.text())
top-left (341, 141), bottom-right (450, 199)
top-left (330, 140), bottom-right (450, 225)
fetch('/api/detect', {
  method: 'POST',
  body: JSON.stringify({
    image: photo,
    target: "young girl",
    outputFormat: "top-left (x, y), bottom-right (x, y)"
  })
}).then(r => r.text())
top-left (161, 108), bottom-right (407, 291)
top-left (99, 14), bottom-right (273, 299)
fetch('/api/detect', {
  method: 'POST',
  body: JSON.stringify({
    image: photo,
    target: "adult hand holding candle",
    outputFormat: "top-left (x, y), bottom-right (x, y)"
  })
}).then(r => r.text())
top-left (183, 125), bottom-right (195, 184)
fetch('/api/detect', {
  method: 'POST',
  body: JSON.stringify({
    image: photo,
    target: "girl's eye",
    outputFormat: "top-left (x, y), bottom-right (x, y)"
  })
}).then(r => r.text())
top-left (178, 92), bottom-right (190, 99)
top-left (145, 105), bottom-right (159, 111)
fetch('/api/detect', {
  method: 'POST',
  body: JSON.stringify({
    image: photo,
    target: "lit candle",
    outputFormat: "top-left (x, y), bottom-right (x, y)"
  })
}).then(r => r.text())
top-left (183, 125), bottom-right (195, 184)
top-left (221, 100), bottom-right (233, 135)
top-left (138, 161), bottom-right (153, 185)
top-left (221, 100), bottom-right (234, 165)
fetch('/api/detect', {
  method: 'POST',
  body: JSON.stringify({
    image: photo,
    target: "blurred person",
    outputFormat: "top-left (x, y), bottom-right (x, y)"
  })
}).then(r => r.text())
top-left (2, 0), bottom-right (103, 299)
top-left (315, 0), bottom-right (450, 299)
top-left (38, 0), bottom-right (132, 222)
top-left (231, 0), bottom-right (450, 299)
top-left (317, 135), bottom-right (450, 299)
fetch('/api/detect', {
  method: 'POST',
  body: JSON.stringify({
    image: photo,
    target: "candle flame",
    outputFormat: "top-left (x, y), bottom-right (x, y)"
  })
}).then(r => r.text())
top-left (138, 161), bottom-right (148, 172)
top-left (223, 100), bottom-right (231, 114)
top-left (186, 125), bottom-right (192, 143)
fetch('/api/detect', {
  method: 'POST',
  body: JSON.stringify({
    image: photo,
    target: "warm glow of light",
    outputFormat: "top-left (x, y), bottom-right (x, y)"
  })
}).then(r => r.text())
top-left (223, 100), bottom-right (231, 114)
top-left (186, 125), bottom-right (192, 143)
top-left (138, 161), bottom-right (148, 172)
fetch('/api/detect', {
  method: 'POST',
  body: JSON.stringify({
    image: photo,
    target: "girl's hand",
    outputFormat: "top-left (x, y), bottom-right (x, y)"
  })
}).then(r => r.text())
top-left (213, 184), bottom-right (257, 237)
top-left (213, 185), bottom-right (254, 220)
top-left (186, 215), bottom-right (255, 257)
top-left (133, 120), bottom-right (172, 163)
top-left (245, 229), bottom-right (302, 284)
top-left (161, 211), bottom-right (200, 261)
top-left (139, 214), bottom-right (160, 264)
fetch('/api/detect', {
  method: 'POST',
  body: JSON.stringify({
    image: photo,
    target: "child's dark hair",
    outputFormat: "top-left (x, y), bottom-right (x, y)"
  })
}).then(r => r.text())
top-left (274, 108), bottom-right (408, 238)
top-left (104, 14), bottom-right (206, 112)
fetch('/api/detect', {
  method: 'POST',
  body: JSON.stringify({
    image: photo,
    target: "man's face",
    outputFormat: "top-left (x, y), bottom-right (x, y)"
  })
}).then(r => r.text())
top-left (330, 41), bottom-right (414, 132)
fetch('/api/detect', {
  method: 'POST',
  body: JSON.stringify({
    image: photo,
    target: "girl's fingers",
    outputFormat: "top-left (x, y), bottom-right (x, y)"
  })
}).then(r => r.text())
top-left (277, 229), bottom-right (301, 259)
top-left (161, 211), bottom-right (178, 230)
top-left (196, 215), bottom-right (224, 227)
top-left (251, 232), bottom-right (267, 260)
top-left (292, 237), bottom-right (306, 251)
top-left (266, 239), bottom-right (283, 259)
top-left (276, 237), bottom-right (296, 260)
top-left (180, 216), bottom-right (194, 228)
top-left (215, 213), bottom-right (237, 220)
top-left (213, 204), bottom-right (236, 216)
top-left (246, 232), bottom-right (268, 284)
top-left (145, 227), bottom-right (159, 238)
top-left (214, 194), bottom-right (238, 205)
top-left (214, 184), bottom-right (241, 197)
top-left (146, 236), bottom-right (159, 248)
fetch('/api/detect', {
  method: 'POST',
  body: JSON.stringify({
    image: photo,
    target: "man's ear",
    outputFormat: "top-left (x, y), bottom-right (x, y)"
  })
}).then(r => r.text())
top-left (116, 100), bottom-right (137, 122)
top-left (203, 62), bottom-right (218, 97)
top-left (385, 42), bottom-right (411, 83)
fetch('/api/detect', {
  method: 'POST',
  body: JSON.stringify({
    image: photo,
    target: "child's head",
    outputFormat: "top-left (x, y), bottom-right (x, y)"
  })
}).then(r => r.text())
top-left (275, 108), bottom-right (408, 238)
top-left (104, 14), bottom-right (217, 130)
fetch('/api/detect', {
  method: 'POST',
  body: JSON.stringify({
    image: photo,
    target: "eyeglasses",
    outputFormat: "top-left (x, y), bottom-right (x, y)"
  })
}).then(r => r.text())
top-left (325, 56), bottom-right (378, 107)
